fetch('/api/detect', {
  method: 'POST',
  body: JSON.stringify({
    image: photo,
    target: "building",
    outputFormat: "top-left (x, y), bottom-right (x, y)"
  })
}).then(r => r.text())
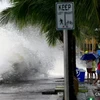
top-left (80, 38), bottom-right (98, 53)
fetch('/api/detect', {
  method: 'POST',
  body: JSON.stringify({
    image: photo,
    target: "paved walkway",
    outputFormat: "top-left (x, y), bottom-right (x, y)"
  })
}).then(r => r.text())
top-left (77, 83), bottom-right (100, 100)
top-left (0, 93), bottom-right (58, 100)
top-left (0, 81), bottom-right (100, 100)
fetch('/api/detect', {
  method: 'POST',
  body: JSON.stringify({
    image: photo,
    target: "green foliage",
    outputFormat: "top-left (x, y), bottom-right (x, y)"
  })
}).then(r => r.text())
top-left (74, 0), bottom-right (99, 34)
top-left (0, 0), bottom-right (62, 45)
top-left (78, 88), bottom-right (88, 93)
top-left (0, 0), bottom-right (100, 45)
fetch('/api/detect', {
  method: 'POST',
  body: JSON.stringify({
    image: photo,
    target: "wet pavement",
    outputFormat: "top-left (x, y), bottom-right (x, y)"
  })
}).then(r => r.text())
top-left (0, 78), bottom-right (64, 100)
top-left (77, 82), bottom-right (100, 100)
top-left (0, 93), bottom-right (58, 100)
top-left (1, 78), bottom-right (100, 100)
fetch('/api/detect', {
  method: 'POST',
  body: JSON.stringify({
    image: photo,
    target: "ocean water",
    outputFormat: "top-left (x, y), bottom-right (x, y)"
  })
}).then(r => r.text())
top-left (0, 0), bottom-right (65, 81)
top-left (0, 24), bottom-right (64, 81)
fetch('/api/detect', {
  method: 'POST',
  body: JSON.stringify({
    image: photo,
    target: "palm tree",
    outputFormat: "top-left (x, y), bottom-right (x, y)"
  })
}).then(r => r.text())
top-left (0, 0), bottom-right (100, 100)
top-left (0, 0), bottom-right (99, 44)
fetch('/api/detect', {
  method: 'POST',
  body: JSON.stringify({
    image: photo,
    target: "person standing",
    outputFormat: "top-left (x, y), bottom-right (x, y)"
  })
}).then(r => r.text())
top-left (94, 59), bottom-right (100, 85)
top-left (92, 59), bottom-right (97, 80)
top-left (86, 60), bottom-right (93, 83)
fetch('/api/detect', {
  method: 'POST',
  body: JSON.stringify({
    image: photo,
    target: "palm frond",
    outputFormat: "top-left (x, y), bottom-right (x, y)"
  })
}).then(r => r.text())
top-left (0, 0), bottom-right (100, 45)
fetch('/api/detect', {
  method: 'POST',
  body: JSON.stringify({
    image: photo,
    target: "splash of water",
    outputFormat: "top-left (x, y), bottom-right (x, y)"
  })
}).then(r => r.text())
top-left (0, 24), bottom-right (64, 81)
top-left (0, 0), bottom-right (86, 82)
top-left (0, 0), bottom-right (64, 82)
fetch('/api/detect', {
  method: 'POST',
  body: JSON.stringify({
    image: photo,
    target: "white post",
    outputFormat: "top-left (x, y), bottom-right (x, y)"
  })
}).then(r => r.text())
top-left (63, 29), bottom-right (69, 100)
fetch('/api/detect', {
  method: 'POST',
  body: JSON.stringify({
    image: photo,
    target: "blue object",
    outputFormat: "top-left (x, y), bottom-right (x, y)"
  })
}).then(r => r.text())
top-left (76, 68), bottom-right (85, 82)
top-left (80, 52), bottom-right (99, 60)
top-left (97, 50), bottom-right (100, 56)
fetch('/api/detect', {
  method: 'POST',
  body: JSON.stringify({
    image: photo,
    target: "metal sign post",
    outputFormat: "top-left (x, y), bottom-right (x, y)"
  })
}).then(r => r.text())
top-left (63, 29), bottom-right (69, 100)
top-left (56, 2), bottom-right (74, 100)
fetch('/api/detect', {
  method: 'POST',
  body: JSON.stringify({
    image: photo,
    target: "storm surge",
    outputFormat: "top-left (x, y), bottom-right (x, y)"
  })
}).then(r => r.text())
top-left (0, 0), bottom-right (64, 82)
top-left (0, 24), bottom-right (63, 82)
